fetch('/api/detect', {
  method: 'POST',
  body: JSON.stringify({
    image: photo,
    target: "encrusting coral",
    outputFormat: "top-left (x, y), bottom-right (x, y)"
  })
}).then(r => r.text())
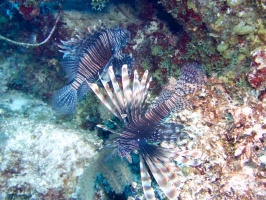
top-left (174, 74), bottom-right (266, 199)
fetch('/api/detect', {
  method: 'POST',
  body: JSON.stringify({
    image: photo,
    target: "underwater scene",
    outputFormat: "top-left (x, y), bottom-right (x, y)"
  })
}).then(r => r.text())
top-left (0, 0), bottom-right (266, 199)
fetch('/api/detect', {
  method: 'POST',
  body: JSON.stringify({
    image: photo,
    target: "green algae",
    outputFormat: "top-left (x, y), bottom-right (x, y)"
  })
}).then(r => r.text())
top-left (217, 42), bottom-right (229, 52)
top-left (233, 21), bottom-right (254, 35)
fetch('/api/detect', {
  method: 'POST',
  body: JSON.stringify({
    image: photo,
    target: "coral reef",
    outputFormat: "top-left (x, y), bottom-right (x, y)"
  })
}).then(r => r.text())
top-left (0, 55), bottom-right (18, 95)
top-left (0, 90), bottom-right (102, 199)
top-left (246, 46), bottom-right (266, 89)
top-left (1, 0), bottom-right (266, 199)
top-left (45, 2), bottom-right (266, 200)
top-left (0, 0), bottom-right (67, 100)
top-left (173, 74), bottom-right (266, 199)
top-left (158, 0), bottom-right (265, 78)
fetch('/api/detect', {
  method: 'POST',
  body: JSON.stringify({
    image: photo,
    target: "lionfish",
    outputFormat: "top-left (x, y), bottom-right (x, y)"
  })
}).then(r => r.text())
top-left (52, 26), bottom-right (133, 114)
top-left (88, 63), bottom-right (205, 199)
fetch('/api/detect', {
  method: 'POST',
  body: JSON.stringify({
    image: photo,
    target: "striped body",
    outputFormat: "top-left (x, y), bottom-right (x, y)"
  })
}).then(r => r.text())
top-left (89, 63), bottom-right (205, 199)
top-left (52, 27), bottom-right (133, 114)
top-left (150, 62), bottom-right (205, 111)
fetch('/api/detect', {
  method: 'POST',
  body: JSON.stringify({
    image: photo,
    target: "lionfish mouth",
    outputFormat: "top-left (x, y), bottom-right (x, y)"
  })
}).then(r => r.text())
top-left (88, 63), bottom-right (204, 199)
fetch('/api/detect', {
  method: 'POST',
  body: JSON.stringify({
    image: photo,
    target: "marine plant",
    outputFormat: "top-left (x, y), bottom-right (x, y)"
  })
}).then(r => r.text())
top-left (91, 0), bottom-right (109, 10)
top-left (88, 63), bottom-right (205, 199)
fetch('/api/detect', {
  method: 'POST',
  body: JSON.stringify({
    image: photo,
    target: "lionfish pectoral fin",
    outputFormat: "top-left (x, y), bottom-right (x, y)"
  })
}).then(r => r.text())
top-left (154, 157), bottom-right (182, 188)
top-left (139, 155), bottom-right (156, 200)
top-left (144, 154), bottom-right (180, 200)
top-left (103, 148), bottom-right (117, 163)
top-left (149, 123), bottom-right (188, 143)
top-left (175, 62), bottom-right (206, 96)
top-left (170, 96), bottom-right (192, 112)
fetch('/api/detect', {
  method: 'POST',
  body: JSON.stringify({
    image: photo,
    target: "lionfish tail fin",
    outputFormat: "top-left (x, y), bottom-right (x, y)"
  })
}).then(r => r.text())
top-left (51, 84), bottom-right (77, 115)
top-left (77, 81), bottom-right (91, 100)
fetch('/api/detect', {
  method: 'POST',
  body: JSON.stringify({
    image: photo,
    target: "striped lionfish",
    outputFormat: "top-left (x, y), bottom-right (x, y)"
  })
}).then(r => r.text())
top-left (52, 26), bottom-right (133, 114)
top-left (88, 63), bottom-right (205, 199)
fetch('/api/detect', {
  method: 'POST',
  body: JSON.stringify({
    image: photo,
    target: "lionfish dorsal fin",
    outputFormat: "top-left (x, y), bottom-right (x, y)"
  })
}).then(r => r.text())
top-left (108, 66), bottom-right (127, 114)
top-left (131, 70), bottom-right (141, 120)
top-left (140, 70), bottom-right (151, 105)
top-left (89, 64), bottom-right (151, 123)
top-left (122, 64), bottom-right (133, 121)
top-left (86, 81), bottom-right (122, 120)
top-left (100, 78), bottom-right (124, 117)
top-left (96, 124), bottom-right (118, 134)
top-left (131, 69), bottom-right (151, 121)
